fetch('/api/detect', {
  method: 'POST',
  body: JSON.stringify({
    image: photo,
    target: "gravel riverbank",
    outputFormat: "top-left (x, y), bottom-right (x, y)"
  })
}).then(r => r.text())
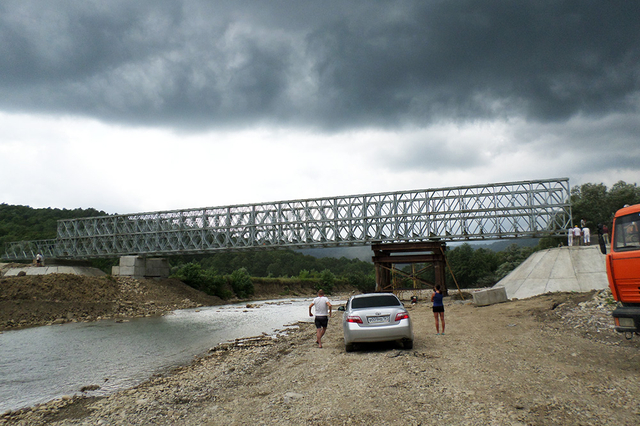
top-left (3, 289), bottom-right (640, 426)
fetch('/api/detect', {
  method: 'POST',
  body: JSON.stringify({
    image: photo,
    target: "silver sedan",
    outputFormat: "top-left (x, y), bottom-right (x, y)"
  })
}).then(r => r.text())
top-left (341, 293), bottom-right (414, 352)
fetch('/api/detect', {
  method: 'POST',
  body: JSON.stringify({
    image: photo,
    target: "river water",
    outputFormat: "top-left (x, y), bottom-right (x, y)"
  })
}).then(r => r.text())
top-left (0, 298), bottom-right (319, 413)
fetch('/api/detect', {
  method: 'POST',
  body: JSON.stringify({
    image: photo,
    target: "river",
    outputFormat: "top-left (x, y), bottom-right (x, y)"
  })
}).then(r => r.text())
top-left (0, 298), bottom-right (322, 413)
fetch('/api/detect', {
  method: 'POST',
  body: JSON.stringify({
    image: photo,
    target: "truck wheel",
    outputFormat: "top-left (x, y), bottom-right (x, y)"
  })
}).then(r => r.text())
top-left (403, 339), bottom-right (414, 350)
top-left (345, 343), bottom-right (355, 352)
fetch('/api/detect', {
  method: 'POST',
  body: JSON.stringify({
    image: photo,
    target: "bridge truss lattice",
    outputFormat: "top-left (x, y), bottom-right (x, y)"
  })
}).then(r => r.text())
top-left (2, 178), bottom-right (571, 260)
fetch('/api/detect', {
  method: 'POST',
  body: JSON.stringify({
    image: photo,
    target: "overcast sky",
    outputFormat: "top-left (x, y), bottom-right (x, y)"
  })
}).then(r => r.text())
top-left (1, 0), bottom-right (639, 215)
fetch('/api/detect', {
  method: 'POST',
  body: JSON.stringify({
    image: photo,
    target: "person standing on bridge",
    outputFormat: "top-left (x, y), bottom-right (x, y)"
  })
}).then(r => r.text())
top-left (309, 289), bottom-right (332, 348)
top-left (572, 226), bottom-right (582, 246)
top-left (431, 285), bottom-right (445, 335)
top-left (582, 226), bottom-right (591, 245)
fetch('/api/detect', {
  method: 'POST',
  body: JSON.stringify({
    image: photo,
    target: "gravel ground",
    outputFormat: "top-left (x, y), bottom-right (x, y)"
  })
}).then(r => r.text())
top-left (3, 289), bottom-right (640, 426)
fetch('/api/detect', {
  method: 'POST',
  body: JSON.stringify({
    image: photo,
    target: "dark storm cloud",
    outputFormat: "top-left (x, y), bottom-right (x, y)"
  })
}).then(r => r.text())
top-left (0, 0), bottom-right (638, 130)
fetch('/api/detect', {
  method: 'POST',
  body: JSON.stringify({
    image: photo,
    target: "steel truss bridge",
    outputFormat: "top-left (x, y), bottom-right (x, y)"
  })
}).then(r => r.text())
top-left (2, 178), bottom-right (571, 261)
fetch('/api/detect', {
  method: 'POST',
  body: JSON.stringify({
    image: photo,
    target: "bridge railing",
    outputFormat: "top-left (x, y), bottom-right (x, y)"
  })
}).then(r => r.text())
top-left (2, 178), bottom-right (571, 260)
top-left (2, 239), bottom-right (58, 262)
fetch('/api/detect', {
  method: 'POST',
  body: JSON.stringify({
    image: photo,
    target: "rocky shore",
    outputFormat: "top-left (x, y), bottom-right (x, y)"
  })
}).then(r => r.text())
top-left (0, 273), bottom-right (222, 331)
top-left (0, 266), bottom-right (353, 332)
top-left (3, 289), bottom-right (640, 425)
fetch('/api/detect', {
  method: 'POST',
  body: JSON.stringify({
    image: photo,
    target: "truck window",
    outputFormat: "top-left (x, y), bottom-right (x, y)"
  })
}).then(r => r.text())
top-left (613, 212), bottom-right (640, 252)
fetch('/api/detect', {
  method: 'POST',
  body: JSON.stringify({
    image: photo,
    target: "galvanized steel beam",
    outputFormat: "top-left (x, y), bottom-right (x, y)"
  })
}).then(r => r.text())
top-left (2, 178), bottom-right (571, 260)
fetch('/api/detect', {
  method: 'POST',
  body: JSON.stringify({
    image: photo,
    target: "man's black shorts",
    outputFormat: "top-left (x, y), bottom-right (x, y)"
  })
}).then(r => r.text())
top-left (315, 316), bottom-right (329, 329)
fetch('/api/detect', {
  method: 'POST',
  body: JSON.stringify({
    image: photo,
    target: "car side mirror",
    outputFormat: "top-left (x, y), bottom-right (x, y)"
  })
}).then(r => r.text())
top-left (597, 225), bottom-right (607, 254)
top-left (337, 306), bottom-right (345, 311)
top-left (599, 238), bottom-right (607, 255)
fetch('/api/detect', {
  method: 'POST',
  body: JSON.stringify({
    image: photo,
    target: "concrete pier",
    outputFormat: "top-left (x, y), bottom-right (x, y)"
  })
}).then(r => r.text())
top-left (111, 256), bottom-right (170, 278)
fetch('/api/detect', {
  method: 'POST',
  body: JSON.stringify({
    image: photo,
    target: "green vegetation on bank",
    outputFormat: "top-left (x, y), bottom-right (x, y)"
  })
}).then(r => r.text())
top-left (169, 252), bottom-right (375, 298)
top-left (0, 204), bottom-right (106, 246)
top-left (2, 180), bottom-right (638, 298)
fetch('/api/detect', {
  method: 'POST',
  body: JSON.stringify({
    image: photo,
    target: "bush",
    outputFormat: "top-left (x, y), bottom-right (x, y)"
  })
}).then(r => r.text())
top-left (172, 262), bottom-right (206, 289)
top-left (171, 262), bottom-right (232, 299)
top-left (298, 269), bottom-right (311, 280)
top-left (203, 269), bottom-right (233, 299)
top-left (230, 267), bottom-right (254, 299)
top-left (345, 272), bottom-right (375, 293)
top-left (317, 269), bottom-right (335, 293)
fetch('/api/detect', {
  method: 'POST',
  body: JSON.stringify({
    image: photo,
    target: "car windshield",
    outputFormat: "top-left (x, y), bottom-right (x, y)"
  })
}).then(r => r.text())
top-left (351, 295), bottom-right (401, 309)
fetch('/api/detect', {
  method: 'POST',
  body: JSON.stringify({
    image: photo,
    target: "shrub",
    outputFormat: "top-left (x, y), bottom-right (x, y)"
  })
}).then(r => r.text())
top-left (203, 269), bottom-right (233, 299)
top-left (298, 269), bottom-right (311, 280)
top-left (172, 262), bottom-right (206, 290)
top-left (345, 272), bottom-right (375, 293)
top-left (172, 262), bottom-right (232, 299)
top-left (230, 267), bottom-right (254, 299)
top-left (317, 269), bottom-right (335, 293)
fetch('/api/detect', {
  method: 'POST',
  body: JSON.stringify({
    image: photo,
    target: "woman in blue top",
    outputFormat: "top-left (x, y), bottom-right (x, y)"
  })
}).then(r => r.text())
top-left (431, 285), bottom-right (445, 335)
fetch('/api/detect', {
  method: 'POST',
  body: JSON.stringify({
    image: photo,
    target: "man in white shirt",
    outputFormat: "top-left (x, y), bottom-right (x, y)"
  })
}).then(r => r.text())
top-left (572, 226), bottom-right (582, 246)
top-left (582, 227), bottom-right (591, 245)
top-left (309, 289), bottom-right (332, 348)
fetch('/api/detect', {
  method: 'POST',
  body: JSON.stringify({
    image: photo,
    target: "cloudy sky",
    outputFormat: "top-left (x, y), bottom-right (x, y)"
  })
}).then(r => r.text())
top-left (1, 0), bottom-right (639, 215)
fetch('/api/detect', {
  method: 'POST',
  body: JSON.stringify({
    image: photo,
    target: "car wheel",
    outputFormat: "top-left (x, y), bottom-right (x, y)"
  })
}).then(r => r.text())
top-left (403, 339), bottom-right (413, 350)
top-left (345, 343), bottom-right (355, 352)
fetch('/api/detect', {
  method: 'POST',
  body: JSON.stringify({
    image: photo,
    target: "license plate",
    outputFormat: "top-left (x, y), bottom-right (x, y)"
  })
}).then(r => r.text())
top-left (619, 317), bottom-right (635, 327)
top-left (367, 315), bottom-right (389, 324)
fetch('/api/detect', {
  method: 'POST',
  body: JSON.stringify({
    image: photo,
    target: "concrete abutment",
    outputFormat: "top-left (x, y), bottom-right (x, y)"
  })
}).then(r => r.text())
top-left (112, 256), bottom-right (170, 279)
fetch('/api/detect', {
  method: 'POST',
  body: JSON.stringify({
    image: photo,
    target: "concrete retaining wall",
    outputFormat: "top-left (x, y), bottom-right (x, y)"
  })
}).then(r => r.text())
top-left (495, 246), bottom-right (608, 300)
top-left (3, 266), bottom-right (106, 277)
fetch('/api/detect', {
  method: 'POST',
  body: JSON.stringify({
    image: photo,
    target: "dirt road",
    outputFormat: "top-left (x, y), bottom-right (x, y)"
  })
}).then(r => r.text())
top-left (3, 289), bottom-right (640, 426)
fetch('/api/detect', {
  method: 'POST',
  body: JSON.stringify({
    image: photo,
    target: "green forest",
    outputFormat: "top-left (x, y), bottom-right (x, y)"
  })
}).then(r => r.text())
top-left (0, 204), bottom-right (107, 246)
top-left (2, 180), bottom-right (638, 298)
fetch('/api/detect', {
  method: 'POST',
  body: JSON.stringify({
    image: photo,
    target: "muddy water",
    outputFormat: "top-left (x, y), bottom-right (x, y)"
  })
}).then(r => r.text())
top-left (0, 298), bottom-right (318, 413)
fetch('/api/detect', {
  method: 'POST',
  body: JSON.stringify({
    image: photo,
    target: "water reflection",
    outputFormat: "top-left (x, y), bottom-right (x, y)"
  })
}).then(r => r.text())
top-left (0, 298), bottom-right (315, 413)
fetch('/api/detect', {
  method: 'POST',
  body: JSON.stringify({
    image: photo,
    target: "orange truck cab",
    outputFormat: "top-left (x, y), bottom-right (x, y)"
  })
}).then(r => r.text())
top-left (606, 204), bottom-right (640, 334)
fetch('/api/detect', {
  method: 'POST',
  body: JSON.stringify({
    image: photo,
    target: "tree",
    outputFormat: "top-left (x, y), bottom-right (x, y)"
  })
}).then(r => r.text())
top-left (608, 181), bottom-right (640, 213)
top-left (571, 181), bottom-right (640, 228)
top-left (345, 272), bottom-right (375, 293)
top-left (0, 204), bottom-right (106, 247)
top-left (469, 248), bottom-right (500, 286)
top-left (571, 183), bottom-right (609, 227)
top-left (445, 244), bottom-right (470, 288)
top-left (495, 244), bottom-right (534, 280)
